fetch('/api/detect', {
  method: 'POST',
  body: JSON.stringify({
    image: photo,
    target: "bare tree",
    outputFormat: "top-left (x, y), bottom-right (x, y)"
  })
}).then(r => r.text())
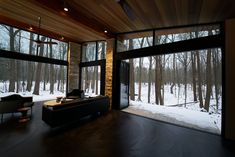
top-left (33, 36), bottom-right (46, 95)
top-left (146, 38), bottom-right (152, 103)
top-left (170, 54), bottom-right (176, 94)
top-left (204, 48), bottom-right (212, 112)
top-left (16, 31), bottom-right (22, 93)
top-left (43, 41), bottom-right (49, 91)
top-left (4, 26), bottom-right (21, 92)
top-left (137, 58), bottom-right (143, 101)
top-left (191, 51), bottom-right (197, 102)
top-left (196, 50), bottom-right (203, 108)
top-left (137, 38), bottom-right (144, 101)
top-left (155, 56), bottom-right (164, 105)
top-left (95, 66), bottom-right (99, 94)
top-left (213, 49), bottom-right (220, 111)
top-left (26, 33), bottom-right (35, 92)
top-left (148, 56), bottom-right (152, 103)
top-left (49, 39), bottom-right (54, 94)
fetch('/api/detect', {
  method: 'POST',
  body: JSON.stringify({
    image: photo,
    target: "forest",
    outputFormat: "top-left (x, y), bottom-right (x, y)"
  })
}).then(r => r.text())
top-left (0, 24), bottom-right (68, 96)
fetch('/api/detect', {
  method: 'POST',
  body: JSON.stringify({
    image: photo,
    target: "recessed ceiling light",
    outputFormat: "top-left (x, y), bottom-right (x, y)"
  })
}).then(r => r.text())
top-left (64, 7), bottom-right (68, 12)
top-left (29, 26), bottom-right (33, 31)
top-left (104, 30), bottom-right (108, 33)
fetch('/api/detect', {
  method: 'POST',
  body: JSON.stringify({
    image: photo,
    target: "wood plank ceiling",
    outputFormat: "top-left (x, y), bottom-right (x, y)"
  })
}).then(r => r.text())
top-left (0, 0), bottom-right (235, 43)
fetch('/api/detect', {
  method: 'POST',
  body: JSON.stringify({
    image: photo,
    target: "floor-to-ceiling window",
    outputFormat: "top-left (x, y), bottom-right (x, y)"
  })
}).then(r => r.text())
top-left (115, 23), bottom-right (223, 134)
top-left (80, 41), bottom-right (106, 96)
top-left (0, 24), bottom-right (68, 101)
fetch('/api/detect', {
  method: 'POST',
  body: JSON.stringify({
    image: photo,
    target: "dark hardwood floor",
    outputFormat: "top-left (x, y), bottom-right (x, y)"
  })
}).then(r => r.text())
top-left (0, 101), bottom-right (234, 157)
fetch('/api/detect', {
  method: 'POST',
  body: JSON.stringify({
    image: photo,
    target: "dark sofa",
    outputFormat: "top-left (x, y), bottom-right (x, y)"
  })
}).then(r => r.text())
top-left (42, 96), bottom-right (110, 127)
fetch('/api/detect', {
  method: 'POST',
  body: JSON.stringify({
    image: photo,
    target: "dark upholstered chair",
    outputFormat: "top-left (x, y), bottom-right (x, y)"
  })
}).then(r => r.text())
top-left (0, 94), bottom-right (33, 122)
top-left (66, 89), bottom-right (84, 99)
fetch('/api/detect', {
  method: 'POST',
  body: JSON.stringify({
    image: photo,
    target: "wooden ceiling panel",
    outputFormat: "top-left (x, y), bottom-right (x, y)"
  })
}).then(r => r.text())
top-left (1, 0), bottom-right (235, 43)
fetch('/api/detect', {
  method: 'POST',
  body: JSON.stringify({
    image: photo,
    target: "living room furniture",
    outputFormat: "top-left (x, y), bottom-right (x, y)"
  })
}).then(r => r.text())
top-left (17, 107), bottom-right (30, 122)
top-left (42, 96), bottom-right (110, 127)
top-left (66, 89), bottom-right (84, 99)
top-left (0, 94), bottom-right (33, 122)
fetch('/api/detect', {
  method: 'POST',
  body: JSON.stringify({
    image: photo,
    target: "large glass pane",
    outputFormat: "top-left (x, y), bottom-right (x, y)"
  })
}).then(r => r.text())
top-left (82, 42), bottom-right (96, 62)
top-left (125, 48), bottom-right (222, 134)
top-left (0, 24), bottom-right (68, 61)
top-left (0, 57), bottom-right (67, 101)
top-left (97, 41), bottom-right (106, 60)
top-left (155, 24), bottom-right (220, 45)
top-left (81, 66), bottom-right (100, 96)
top-left (117, 31), bottom-right (153, 52)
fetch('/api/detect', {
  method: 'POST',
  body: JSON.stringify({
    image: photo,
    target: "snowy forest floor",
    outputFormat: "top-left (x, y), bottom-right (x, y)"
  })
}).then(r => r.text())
top-left (0, 91), bottom-right (65, 102)
top-left (122, 101), bottom-right (221, 134)
top-left (122, 83), bottom-right (221, 134)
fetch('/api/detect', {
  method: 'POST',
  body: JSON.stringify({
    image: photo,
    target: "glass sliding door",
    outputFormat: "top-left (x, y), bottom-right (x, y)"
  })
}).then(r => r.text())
top-left (125, 48), bottom-right (222, 134)
top-left (119, 61), bottom-right (130, 109)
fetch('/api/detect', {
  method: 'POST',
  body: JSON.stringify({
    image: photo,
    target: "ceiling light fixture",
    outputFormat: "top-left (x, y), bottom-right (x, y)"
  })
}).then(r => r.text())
top-left (64, 7), bottom-right (68, 12)
top-left (104, 30), bottom-right (108, 33)
top-left (63, 1), bottom-right (69, 12)
top-left (29, 26), bottom-right (33, 31)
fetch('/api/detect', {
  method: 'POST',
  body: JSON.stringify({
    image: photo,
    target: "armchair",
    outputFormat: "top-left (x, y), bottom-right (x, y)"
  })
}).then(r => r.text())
top-left (66, 89), bottom-right (84, 99)
top-left (0, 94), bottom-right (33, 122)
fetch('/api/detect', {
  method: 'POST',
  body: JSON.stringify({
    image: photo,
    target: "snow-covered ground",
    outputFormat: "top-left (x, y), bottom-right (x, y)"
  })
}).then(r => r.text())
top-left (122, 83), bottom-right (221, 134)
top-left (0, 82), bottom-right (65, 102)
top-left (0, 91), bottom-right (65, 102)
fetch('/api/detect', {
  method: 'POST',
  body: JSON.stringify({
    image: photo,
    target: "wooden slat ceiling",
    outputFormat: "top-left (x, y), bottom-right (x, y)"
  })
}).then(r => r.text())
top-left (0, 0), bottom-right (235, 43)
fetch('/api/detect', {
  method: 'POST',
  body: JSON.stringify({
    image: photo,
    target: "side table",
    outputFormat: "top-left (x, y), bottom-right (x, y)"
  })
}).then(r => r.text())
top-left (17, 107), bottom-right (30, 122)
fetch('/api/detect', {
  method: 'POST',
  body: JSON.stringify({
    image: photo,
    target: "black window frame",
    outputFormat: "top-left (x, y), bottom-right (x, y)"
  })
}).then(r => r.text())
top-left (79, 40), bottom-right (107, 95)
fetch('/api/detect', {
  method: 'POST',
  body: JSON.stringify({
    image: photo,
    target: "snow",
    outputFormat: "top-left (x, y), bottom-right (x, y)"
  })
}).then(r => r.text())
top-left (0, 82), bottom-right (65, 102)
top-left (123, 101), bottom-right (221, 134)
top-left (0, 91), bottom-right (65, 102)
top-left (122, 83), bottom-right (221, 134)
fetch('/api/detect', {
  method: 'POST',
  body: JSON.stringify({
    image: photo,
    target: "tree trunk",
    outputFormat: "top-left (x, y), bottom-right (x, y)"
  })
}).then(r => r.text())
top-left (170, 54), bottom-right (176, 94)
top-left (155, 56), bottom-right (163, 105)
top-left (85, 67), bottom-right (89, 92)
top-left (8, 28), bottom-right (16, 92)
top-left (26, 33), bottom-right (34, 92)
top-left (137, 58), bottom-right (143, 101)
top-left (204, 49), bottom-right (212, 112)
top-left (95, 66), bottom-right (99, 94)
top-left (155, 56), bottom-right (159, 104)
top-left (196, 50), bottom-right (203, 108)
top-left (137, 38), bottom-right (145, 101)
top-left (184, 53), bottom-right (188, 107)
top-left (213, 50), bottom-right (219, 112)
top-left (159, 56), bottom-right (164, 105)
top-left (57, 75), bottom-right (60, 91)
top-left (91, 67), bottom-right (95, 93)
top-left (148, 56), bottom-right (152, 103)
top-left (16, 31), bottom-right (22, 93)
top-left (60, 65), bottom-right (65, 92)
top-left (191, 51), bottom-right (197, 101)
top-left (33, 37), bottom-right (46, 95)
top-left (49, 41), bottom-right (54, 94)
